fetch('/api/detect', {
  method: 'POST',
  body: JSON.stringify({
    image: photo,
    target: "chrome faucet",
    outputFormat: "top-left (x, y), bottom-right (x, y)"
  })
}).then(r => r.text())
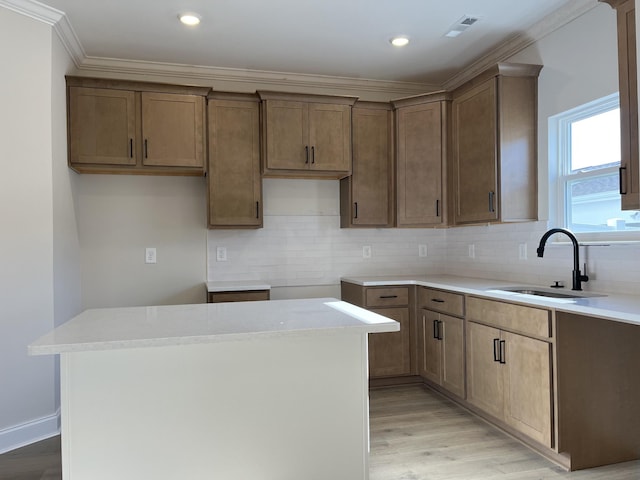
top-left (536, 228), bottom-right (589, 291)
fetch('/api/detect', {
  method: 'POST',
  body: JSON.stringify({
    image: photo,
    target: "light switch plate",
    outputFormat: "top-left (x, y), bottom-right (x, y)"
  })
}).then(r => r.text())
top-left (216, 247), bottom-right (227, 262)
top-left (468, 244), bottom-right (475, 259)
top-left (519, 243), bottom-right (527, 260)
top-left (419, 244), bottom-right (428, 257)
top-left (362, 246), bottom-right (372, 259)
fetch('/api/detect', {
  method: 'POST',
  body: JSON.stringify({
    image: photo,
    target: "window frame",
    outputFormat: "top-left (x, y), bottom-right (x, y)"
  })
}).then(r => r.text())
top-left (549, 93), bottom-right (640, 243)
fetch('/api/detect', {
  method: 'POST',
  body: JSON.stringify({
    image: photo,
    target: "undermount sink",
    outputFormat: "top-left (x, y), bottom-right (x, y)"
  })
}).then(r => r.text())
top-left (486, 286), bottom-right (606, 299)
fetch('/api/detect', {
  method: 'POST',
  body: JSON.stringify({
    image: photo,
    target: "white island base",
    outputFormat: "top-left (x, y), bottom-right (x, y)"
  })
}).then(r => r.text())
top-left (31, 299), bottom-right (398, 480)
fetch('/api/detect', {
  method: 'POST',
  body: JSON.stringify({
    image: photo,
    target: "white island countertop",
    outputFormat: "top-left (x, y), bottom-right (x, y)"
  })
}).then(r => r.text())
top-left (341, 274), bottom-right (640, 326)
top-left (206, 280), bottom-right (271, 292)
top-left (29, 298), bottom-right (398, 356)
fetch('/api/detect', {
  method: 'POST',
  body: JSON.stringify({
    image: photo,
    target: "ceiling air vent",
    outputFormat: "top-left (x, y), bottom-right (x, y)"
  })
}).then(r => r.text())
top-left (445, 15), bottom-right (481, 38)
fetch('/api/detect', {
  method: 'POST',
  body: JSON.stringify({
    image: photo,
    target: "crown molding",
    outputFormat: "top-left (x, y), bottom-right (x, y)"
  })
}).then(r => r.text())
top-left (442, 0), bottom-right (601, 91)
top-left (0, 0), bottom-right (85, 66)
top-left (76, 56), bottom-right (440, 97)
top-left (2, 0), bottom-right (600, 96)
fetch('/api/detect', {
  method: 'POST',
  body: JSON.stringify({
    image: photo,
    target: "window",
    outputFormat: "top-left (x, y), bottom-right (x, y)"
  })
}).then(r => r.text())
top-left (550, 93), bottom-right (640, 236)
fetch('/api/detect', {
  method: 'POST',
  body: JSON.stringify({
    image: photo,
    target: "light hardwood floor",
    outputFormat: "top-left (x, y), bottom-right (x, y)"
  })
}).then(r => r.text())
top-left (370, 385), bottom-right (640, 479)
top-left (1, 385), bottom-right (638, 479)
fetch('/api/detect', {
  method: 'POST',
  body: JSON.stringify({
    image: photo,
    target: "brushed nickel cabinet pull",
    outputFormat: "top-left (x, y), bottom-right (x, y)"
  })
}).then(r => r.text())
top-left (488, 191), bottom-right (495, 213)
top-left (433, 319), bottom-right (439, 339)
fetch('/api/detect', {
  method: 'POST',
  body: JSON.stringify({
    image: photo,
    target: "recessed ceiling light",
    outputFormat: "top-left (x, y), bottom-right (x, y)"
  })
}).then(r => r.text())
top-left (179, 13), bottom-right (201, 26)
top-left (390, 36), bottom-right (410, 47)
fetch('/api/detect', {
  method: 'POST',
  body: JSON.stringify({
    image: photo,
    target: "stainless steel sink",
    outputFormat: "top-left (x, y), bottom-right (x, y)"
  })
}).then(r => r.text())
top-left (487, 286), bottom-right (606, 299)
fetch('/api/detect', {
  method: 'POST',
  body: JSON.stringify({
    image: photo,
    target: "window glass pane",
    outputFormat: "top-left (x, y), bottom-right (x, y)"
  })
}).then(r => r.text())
top-left (567, 172), bottom-right (640, 232)
top-left (570, 108), bottom-right (620, 172)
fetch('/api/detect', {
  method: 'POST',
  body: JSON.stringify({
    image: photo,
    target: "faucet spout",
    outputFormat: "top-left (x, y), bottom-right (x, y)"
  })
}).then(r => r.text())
top-left (537, 228), bottom-right (589, 291)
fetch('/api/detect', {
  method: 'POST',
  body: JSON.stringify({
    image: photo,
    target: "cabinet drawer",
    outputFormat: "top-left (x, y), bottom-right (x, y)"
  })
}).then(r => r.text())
top-left (466, 296), bottom-right (551, 338)
top-left (208, 290), bottom-right (270, 303)
top-left (419, 287), bottom-right (464, 317)
top-left (365, 287), bottom-right (409, 307)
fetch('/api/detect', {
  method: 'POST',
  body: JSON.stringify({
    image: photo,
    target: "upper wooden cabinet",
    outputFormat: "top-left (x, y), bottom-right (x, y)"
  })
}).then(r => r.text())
top-left (258, 91), bottom-right (357, 179)
top-left (207, 93), bottom-right (262, 229)
top-left (393, 93), bottom-right (450, 227)
top-left (451, 64), bottom-right (542, 225)
top-left (340, 102), bottom-right (394, 228)
top-left (68, 87), bottom-right (137, 167)
top-left (601, 0), bottom-right (639, 210)
top-left (66, 77), bottom-right (209, 175)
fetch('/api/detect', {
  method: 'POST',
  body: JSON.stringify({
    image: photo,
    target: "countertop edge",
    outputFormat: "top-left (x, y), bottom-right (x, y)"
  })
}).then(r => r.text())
top-left (340, 275), bottom-right (640, 327)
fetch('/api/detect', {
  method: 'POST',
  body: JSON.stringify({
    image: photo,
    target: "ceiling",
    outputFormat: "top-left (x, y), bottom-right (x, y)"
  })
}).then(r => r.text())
top-left (37, 0), bottom-right (581, 87)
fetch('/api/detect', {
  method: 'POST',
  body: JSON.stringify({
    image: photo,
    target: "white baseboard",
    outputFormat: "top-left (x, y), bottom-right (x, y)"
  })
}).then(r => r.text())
top-left (0, 410), bottom-right (60, 454)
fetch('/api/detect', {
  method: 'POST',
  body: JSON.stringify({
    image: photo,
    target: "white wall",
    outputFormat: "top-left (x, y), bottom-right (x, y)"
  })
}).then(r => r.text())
top-left (52, 30), bottom-right (82, 416)
top-left (76, 175), bottom-right (207, 308)
top-left (0, 8), bottom-right (58, 452)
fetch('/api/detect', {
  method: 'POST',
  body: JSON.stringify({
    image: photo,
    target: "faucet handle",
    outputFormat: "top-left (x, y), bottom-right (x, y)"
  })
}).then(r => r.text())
top-left (581, 263), bottom-right (589, 282)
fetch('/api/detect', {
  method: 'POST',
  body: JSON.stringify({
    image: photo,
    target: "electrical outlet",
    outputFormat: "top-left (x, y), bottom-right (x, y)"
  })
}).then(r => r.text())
top-left (419, 244), bottom-right (428, 257)
top-left (519, 243), bottom-right (528, 260)
top-left (145, 247), bottom-right (157, 264)
top-left (216, 247), bottom-right (227, 262)
top-left (468, 244), bottom-right (475, 259)
top-left (362, 245), bottom-right (372, 259)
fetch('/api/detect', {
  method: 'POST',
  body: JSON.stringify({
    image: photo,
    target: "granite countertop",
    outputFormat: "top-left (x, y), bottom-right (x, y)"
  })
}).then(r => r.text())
top-left (341, 274), bottom-right (640, 326)
top-left (206, 281), bottom-right (271, 292)
top-left (29, 298), bottom-right (398, 356)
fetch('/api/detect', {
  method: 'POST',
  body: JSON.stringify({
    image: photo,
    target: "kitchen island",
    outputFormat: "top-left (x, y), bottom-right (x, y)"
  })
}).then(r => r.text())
top-left (29, 298), bottom-right (399, 480)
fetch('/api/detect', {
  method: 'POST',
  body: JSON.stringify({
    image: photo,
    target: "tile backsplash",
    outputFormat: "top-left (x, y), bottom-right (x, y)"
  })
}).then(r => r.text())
top-left (207, 180), bottom-right (640, 296)
top-left (208, 214), bottom-right (447, 288)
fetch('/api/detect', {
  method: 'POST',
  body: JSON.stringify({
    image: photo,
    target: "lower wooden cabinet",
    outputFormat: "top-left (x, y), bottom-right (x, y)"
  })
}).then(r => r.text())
top-left (341, 282), bottom-right (414, 380)
top-left (419, 309), bottom-right (465, 398)
top-left (207, 290), bottom-right (270, 303)
top-left (369, 307), bottom-right (411, 377)
top-left (466, 301), bottom-right (553, 448)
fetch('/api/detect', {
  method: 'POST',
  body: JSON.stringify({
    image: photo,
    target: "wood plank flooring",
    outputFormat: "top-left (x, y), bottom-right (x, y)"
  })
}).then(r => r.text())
top-left (370, 385), bottom-right (640, 479)
top-left (0, 436), bottom-right (61, 480)
top-left (1, 385), bottom-right (638, 479)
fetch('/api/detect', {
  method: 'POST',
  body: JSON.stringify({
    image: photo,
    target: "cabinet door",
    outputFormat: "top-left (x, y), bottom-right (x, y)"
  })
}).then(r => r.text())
top-left (263, 100), bottom-right (309, 170)
top-left (208, 99), bottom-right (262, 228)
top-left (502, 331), bottom-right (553, 447)
top-left (466, 321), bottom-right (503, 419)
top-left (308, 103), bottom-right (352, 172)
top-left (342, 106), bottom-right (393, 227)
top-left (368, 307), bottom-right (411, 378)
top-left (396, 101), bottom-right (444, 226)
top-left (611, 0), bottom-right (640, 210)
top-left (452, 78), bottom-right (499, 223)
top-left (68, 87), bottom-right (136, 166)
top-left (141, 92), bottom-right (205, 168)
top-left (419, 309), bottom-right (442, 384)
top-left (440, 314), bottom-right (465, 399)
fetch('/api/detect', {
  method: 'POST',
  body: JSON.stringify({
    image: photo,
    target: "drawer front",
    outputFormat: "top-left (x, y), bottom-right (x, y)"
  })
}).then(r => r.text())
top-left (208, 290), bottom-right (270, 303)
top-left (466, 296), bottom-right (551, 338)
top-left (365, 287), bottom-right (409, 307)
top-left (419, 287), bottom-right (464, 317)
